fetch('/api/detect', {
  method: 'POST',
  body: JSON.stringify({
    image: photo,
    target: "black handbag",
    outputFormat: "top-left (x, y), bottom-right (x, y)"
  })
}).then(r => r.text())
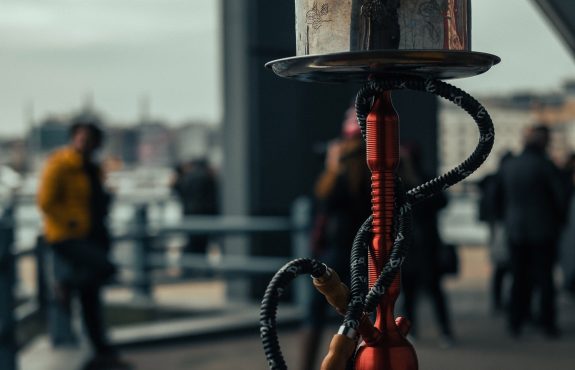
top-left (52, 239), bottom-right (116, 288)
top-left (438, 243), bottom-right (459, 276)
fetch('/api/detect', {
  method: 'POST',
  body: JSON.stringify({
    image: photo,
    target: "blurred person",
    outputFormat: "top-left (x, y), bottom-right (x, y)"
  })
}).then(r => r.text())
top-left (560, 153), bottom-right (575, 202)
top-left (171, 158), bottom-right (218, 273)
top-left (497, 125), bottom-right (567, 338)
top-left (559, 152), bottom-right (575, 295)
top-left (559, 193), bottom-right (575, 295)
top-left (37, 120), bottom-right (130, 369)
top-left (477, 152), bottom-right (513, 312)
top-left (399, 143), bottom-right (454, 347)
top-left (300, 106), bottom-right (371, 370)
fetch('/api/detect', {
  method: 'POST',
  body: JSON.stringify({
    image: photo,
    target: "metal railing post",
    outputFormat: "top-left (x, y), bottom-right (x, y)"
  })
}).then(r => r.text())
top-left (0, 203), bottom-right (17, 370)
top-left (46, 246), bottom-right (78, 347)
top-left (34, 236), bottom-right (48, 312)
top-left (291, 197), bottom-right (312, 311)
top-left (132, 204), bottom-right (152, 303)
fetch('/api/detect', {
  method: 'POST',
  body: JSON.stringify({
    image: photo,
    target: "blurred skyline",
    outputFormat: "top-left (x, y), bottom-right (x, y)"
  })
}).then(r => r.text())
top-left (0, 0), bottom-right (221, 136)
top-left (457, 0), bottom-right (575, 95)
top-left (0, 0), bottom-right (574, 137)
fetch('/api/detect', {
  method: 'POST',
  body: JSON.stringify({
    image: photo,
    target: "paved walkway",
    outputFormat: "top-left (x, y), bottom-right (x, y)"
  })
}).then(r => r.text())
top-left (20, 247), bottom-right (575, 369)
top-left (122, 247), bottom-right (575, 370)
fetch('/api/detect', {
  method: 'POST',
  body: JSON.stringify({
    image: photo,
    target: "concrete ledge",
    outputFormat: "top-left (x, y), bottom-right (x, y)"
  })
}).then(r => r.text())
top-left (20, 337), bottom-right (89, 370)
top-left (20, 304), bottom-right (303, 369)
top-left (112, 304), bottom-right (302, 347)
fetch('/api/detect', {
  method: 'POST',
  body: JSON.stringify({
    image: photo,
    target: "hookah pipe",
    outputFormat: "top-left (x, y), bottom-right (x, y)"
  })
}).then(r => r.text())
top-left (260, 76), bottom-right (494, 370)
top-left (353, 88), bottom-right (415, 370)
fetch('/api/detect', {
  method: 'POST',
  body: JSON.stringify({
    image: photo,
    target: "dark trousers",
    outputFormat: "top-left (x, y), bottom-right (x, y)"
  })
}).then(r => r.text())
top-left (184, 234), bottom-right (209, 255)
top-left (508, 240), bottom-right (557, 332)
top-left (492, 263), bottom-right (510, 310)
top-left (79, 284), bottom-right (108, 353)
top-left (52, 240), bottom-right (114, 354)
top-left (402, 271), bottom-right (452, 337)
top-left (56, 283), bottom-right (109, 353)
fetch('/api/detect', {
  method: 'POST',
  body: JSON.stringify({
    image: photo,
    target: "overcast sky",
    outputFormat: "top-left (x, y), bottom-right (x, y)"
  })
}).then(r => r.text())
top-left (0, 0), bottom-right (220, 136)
top-left (457, 0), bottom-right (575, 94)
top-left (0, 0), bottom-right (574, 137)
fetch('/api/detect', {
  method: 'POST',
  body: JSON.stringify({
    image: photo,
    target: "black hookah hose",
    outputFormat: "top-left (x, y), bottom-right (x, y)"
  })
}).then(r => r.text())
top-left (260, 259), bottom-right (327, 370)
top-left (260, 76), bottom-right (495, 369)
top-left (346, 77), bottom-right (494, 327)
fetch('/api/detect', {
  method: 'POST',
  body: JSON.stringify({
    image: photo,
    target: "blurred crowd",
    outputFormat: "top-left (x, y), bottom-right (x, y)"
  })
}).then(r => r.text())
top-left (300, 106), bottom-right (456, 370)
top-left (32, 105), bottom-right (575, 370)
top-left (35, 117), bottom-right (219, 369)
top-left (298, 110), bottom-right (575, 369)
top-left (478, 124), bottom-right (575, 338)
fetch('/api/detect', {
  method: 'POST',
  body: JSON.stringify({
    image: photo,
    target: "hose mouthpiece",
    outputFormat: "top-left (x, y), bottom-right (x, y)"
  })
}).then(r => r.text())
top-left (313, 268), bottom-right (350, 316)
top-left (320, 334), bottom-right (356, 370)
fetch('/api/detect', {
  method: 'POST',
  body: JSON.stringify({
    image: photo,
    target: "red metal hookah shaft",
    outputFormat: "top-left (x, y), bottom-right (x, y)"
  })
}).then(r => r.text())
top-left (355, 91), bottom-right (418, 370)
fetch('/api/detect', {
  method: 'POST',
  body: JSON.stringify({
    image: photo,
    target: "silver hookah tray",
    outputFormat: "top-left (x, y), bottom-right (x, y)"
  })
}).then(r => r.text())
top-left (266, 50), bottom-right (501, 83)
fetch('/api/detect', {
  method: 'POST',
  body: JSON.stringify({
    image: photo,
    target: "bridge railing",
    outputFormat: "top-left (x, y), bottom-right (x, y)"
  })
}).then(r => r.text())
top-left (0, 196), bottom-right (312, 370)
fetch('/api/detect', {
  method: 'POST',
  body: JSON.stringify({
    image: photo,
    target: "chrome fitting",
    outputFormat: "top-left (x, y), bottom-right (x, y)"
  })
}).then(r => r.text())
top-left (337, 325), bottom-right (358, 340)
top-left (312, 264), bottom-right (331, 280)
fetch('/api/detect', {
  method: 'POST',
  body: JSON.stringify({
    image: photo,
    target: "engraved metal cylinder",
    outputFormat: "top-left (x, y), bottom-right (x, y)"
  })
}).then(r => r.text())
top-left (295, 0), bottom-right (471, 56)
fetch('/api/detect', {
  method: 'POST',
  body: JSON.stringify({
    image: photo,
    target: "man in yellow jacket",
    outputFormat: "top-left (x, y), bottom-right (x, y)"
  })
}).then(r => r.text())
top-left (37, 120), bottom-right (127, 368)
top-left (38, 123), bottom-right (106, 244)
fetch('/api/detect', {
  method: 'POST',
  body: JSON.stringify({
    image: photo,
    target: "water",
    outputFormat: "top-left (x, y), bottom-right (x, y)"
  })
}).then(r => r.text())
top-left (440, 194), bottom-right (489, 246)
top-left (11, 193), bottom-right (487, 253)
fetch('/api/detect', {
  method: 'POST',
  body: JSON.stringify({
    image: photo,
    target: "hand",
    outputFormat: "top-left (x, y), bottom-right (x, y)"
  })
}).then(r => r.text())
top-left (326, 140), bottom-right (342, 172)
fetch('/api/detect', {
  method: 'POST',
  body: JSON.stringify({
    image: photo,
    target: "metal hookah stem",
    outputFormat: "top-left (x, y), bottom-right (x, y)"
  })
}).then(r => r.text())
top-left (355, 86), bottom-right (417, 370)
top-left (366, 91), bottom-right (400, 331)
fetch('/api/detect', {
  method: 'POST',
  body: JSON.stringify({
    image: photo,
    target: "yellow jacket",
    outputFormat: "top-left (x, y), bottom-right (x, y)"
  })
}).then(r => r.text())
top-left (37, 147), bottom-right (93, 244)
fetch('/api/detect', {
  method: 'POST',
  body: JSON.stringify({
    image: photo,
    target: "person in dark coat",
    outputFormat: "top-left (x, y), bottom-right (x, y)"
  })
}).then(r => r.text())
top-left (299, 107), bottom-right (372, 370)
top-left (172, 158), bottom-right (218, 256)
top-left (559, 193), bottom-right (575, 295)
top-left (477, 152), bottom-right (513, 312)
top-left (559, 152), bottom-right (575, 294)
top-left (497, 125), bottom-right (567, 338)
top-left (38, 120), bottom-right (130, 369)
top-left (399, 143), bottom-right (454, 347)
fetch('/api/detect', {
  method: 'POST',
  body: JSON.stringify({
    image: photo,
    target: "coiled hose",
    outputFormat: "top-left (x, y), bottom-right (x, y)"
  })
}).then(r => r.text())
top-left (260, 259), bottom-right (327, 370)
top-left (260, 76), bottom-right (494, 369)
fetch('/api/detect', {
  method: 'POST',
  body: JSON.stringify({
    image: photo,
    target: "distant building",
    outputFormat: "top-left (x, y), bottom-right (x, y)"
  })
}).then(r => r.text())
top-left (137, 122), bottom-right (174, 167)
top-left (439, 96), bottom-right (534, 183)
top-left (104, 121), bottom-right (222, 169)
top-left (173, 122), bottom-right (222, 168)
top-left (26, 108), bottom-right (106, 171)
top-left (0, 138), bottom-right (27, 173)
top-left (29, 116), bottom-right (69, 155)
top-left (21, 104), bottom-right (222, 172)
top-left (532, 91), bottom-right (575, 162)
top-left (103, 126), bottom-right (139, 167)
top-left (26, 115), bottom-right (70, 171)
top-left (439, 84), bottom-right (575, 187)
